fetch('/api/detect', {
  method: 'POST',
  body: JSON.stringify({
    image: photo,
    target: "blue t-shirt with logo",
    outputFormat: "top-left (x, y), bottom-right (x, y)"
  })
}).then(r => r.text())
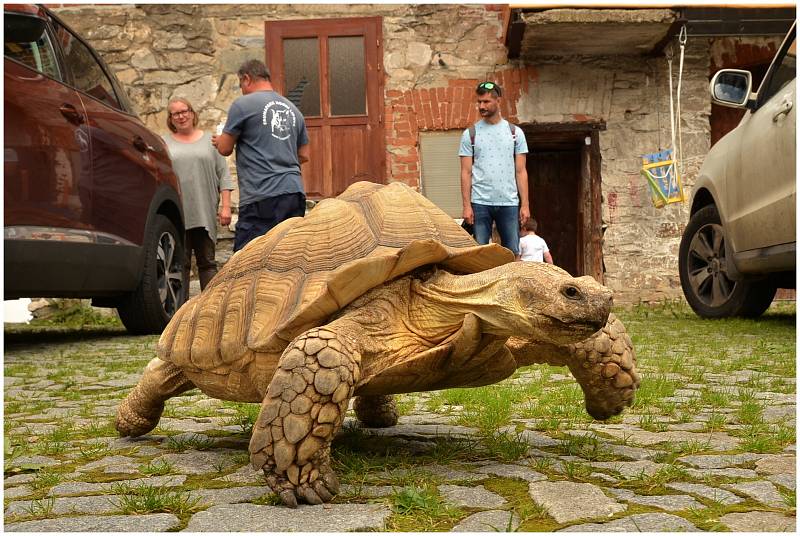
top-left (458, 119), bottom-right (528, 206)
top-left (223, 90), bottom-right (309, 205)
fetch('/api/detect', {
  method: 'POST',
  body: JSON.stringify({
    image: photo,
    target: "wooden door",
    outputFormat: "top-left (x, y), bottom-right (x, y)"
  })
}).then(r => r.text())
top-left (265, 17), bottom-right (385, 199)
top-left (528, 149), bottom-right (583, 276)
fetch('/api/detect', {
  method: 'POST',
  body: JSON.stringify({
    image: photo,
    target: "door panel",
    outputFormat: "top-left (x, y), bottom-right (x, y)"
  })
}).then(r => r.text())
top-left (331, 125), bottom-right (369, 194)
top-left (302, 126), bottom-right (325, 198)
top-left (729, 79), bottom-right (796, 250)
top-left (4, 56), bottom-right (89, 233)
top-left (52, 17), bottom-right (157, 246)
top-left (266, 17), bottom-right (384, 199)
top-left (528, 149), bottom-right (582, 276)
top-left (78, 101), bottom-right (157, 245)
top-left (728, 35), bottom-right (796, 251)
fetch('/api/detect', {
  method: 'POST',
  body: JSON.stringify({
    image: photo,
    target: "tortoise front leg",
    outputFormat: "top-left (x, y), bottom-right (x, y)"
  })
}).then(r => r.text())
top-left (249, 325), bottom-right (361, 507)
top-left (506, 313), bottom-right (640, 420)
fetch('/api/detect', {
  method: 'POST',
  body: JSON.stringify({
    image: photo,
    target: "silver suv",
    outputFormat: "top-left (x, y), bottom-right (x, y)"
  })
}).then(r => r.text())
top-left (679, 23), bottom-right (796, 318)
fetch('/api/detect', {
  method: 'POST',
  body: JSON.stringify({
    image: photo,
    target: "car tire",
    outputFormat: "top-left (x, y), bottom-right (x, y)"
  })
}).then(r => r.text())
top-left (117, 215), bottom-right (187, 334)
top-left (679, 204), bottom-right (776, 318)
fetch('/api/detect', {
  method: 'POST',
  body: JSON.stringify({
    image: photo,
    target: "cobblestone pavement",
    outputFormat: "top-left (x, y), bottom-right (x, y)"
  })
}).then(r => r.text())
top-left (4, 312), bottom-right (796, 532)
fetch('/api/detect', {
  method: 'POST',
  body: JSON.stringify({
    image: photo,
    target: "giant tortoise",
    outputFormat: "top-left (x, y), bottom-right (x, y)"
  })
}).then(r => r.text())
top-left (117, 181), bottom-right (640, 507)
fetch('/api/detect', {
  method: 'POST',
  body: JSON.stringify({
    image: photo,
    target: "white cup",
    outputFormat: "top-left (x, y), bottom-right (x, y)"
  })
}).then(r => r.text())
top-left (216, 122), bottom-right (225, 136)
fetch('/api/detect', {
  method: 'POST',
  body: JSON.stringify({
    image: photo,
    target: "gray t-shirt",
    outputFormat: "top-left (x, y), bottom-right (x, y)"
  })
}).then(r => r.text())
top-left (458, 119), bottom-right (528, 206)
top-left (223, 90), bottom-right (309, 205)
top-left (163, 131), bottom-right (233, 243)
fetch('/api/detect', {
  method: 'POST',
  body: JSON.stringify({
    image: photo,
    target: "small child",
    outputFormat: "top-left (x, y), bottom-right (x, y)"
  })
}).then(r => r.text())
top-left (519, 218), bottom-right (553, 264)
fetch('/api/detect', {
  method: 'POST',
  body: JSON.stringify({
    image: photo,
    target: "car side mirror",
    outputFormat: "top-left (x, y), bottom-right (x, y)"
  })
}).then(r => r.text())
top-left (710, 69), bottom-right (753, 109)
top-left (4, 14), bottom-right (47, 44)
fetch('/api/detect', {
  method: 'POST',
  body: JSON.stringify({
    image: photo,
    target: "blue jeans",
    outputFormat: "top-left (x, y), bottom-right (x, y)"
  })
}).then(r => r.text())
top-left (234, 192), bottom-right (306, 251)
top-left (472, 203), bottom-right (520, 256)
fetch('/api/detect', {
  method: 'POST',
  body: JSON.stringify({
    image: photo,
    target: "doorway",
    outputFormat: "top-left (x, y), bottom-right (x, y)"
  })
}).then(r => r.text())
top-left (524, 124), bottom-right (604, 281)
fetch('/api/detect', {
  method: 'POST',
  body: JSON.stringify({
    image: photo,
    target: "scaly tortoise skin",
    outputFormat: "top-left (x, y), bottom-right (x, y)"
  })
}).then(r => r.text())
top-left (116, 181), bottom-right (640, 507)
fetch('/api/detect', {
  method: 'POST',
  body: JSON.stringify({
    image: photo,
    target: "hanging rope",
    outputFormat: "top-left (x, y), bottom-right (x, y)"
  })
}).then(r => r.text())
top-left (640, 25), bottom-right (687, 208)
top-left (675, 25), bottom-right (687, 180)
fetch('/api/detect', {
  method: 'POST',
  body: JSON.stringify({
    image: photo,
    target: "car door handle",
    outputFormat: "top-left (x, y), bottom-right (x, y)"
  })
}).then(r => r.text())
top-left (773, 99), bottom-right (793, 122)
top-left (59, 104), bottom-right (84, 125)
top-left (132, 136), bottom-right (155, 152)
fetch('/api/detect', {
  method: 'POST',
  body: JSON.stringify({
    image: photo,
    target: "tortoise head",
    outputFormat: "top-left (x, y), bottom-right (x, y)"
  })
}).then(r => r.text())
top-left (486, 262), bottom-right (612, 345)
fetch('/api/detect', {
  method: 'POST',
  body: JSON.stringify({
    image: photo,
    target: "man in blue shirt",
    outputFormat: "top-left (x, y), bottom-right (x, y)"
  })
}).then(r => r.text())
top-left (213, 59), bottom-right (310, 251)
top-left (459, 81), bottom-right (529, 258)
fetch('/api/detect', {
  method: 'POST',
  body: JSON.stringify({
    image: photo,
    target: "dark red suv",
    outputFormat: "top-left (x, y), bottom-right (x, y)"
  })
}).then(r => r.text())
top-left (4, 4), bottom-right (187, 334)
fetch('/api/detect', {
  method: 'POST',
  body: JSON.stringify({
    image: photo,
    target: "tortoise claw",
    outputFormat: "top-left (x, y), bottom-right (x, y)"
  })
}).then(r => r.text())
top-left (279, 489), bottom-right (298, 508)
top-left (320, 466), bottom-right (340, 494)
top-left (299, 483), bottom-right (323, 505)
top-left (312, 480), bottom-right (334, 502)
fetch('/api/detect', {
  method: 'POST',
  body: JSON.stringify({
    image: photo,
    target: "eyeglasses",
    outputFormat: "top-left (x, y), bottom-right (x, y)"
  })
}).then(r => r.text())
top-left (477, 81), bottom-right (502, 96)
top-left (170, 109), bottom-right (192, 118)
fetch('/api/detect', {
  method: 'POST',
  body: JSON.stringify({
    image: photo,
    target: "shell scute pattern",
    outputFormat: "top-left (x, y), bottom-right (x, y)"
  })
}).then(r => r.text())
top-left (158, 181), bottom-right (512, 373)
top-left (219, 276), bottom-right (257, 364)
top-left (189, 282), bottom-right (228, 369)
top-left (265, 200), bottom-right (378, 274)
top-left (158, 298), bottom-right (198, 369)
top-left (247, 270), bottom-right (306, 350)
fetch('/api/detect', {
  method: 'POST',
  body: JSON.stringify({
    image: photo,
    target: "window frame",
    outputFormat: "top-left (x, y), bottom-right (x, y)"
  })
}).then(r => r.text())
top-left (3, 13), bottom-right (64, 83)
top-left (45, 8), bottom-right (137, 117)
top-left (51, 18), bottom-right (121, 111)
top-left (755, 24), bottom-right (796, 109)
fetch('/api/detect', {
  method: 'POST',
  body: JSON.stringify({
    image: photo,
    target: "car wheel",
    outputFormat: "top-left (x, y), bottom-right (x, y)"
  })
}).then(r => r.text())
top-left (679, 205), bottom-right (776, 318)
top-left (117, 215), bottom-right (187, 334)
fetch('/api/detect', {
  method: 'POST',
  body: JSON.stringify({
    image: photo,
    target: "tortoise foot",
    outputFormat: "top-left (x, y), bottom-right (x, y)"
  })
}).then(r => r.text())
top-left (354, 395), bottom-right (399, 428)
top-left (249, 326), bottom-right (360, 507)
top-left (568, 313), bottom-right (641, 420)
top-left (115, 397), bottom-right (163, 437)
top-left (116, 358), bottom-right (193, 437)
top-left (264, 460), bottom-right (340, 508)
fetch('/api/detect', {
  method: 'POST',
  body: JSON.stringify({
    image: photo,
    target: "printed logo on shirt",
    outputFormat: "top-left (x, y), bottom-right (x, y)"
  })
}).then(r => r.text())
top-left (262, 101), bottom-right (296, 141)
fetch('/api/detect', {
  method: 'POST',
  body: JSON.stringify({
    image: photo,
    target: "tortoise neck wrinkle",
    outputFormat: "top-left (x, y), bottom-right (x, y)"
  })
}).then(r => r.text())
top-left (409, 270), bottom-right (501, 338)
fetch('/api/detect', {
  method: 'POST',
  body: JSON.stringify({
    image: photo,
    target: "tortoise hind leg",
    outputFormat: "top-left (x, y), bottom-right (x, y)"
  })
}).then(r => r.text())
top-left (116, 358), bottom-right (195, 437)
top-left (354, 395), bottom-right (399, 428)
top-left (249, 325), bottom-right (361, 507)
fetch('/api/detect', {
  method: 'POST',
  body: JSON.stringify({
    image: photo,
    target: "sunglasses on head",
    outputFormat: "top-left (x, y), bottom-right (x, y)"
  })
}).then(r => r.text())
top-left (477, 81), bottom-right (502, 96)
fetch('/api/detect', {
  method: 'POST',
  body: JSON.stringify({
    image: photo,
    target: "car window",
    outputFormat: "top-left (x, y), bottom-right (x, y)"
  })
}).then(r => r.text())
top-left (759, 35), bottom-right (796, 105)
top-left (4, 15), bottom-right (61, 80)
top-left (52, 20), bottom-right (121, 110)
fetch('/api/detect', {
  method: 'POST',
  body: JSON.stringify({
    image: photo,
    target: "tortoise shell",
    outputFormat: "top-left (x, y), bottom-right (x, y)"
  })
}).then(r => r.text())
top-left (157, 181), bottom-right (513, 374)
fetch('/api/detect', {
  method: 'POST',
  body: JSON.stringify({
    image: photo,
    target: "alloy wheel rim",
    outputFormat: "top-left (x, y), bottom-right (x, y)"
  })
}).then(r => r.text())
top-left (156, 232), bottom-right (183, 317)
top-left (686, 222), bottom-right (736, 307)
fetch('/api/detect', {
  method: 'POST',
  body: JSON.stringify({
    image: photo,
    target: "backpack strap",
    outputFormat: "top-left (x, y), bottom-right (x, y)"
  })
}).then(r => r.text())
top-left (469, 124), bottom-right (476, 151)
top-left (469, 121), bottom-right (517, 160)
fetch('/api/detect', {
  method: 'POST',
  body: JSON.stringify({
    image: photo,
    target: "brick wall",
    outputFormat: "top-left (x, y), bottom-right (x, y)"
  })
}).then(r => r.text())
top-left (385, 68), bottom-right (539, 186)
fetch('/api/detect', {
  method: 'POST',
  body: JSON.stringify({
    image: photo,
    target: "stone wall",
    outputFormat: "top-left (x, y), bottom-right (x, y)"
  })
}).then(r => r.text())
top-left (53, 3), bottom-right (507, 191)
top-left (53, 4), bottom-right (719, 302)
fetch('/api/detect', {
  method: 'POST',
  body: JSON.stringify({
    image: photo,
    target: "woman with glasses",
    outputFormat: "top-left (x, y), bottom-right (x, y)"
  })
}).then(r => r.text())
top-left (164, 97), bottom-right (234, 291)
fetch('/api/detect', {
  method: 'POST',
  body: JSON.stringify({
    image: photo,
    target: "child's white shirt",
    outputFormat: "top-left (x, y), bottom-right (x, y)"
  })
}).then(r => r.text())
top-left (519, 234), bottom-right (549, 262)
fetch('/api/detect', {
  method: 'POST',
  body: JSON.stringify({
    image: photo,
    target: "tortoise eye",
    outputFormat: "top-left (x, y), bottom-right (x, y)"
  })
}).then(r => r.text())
top-left (562, 285), bottom-right (582, 300)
